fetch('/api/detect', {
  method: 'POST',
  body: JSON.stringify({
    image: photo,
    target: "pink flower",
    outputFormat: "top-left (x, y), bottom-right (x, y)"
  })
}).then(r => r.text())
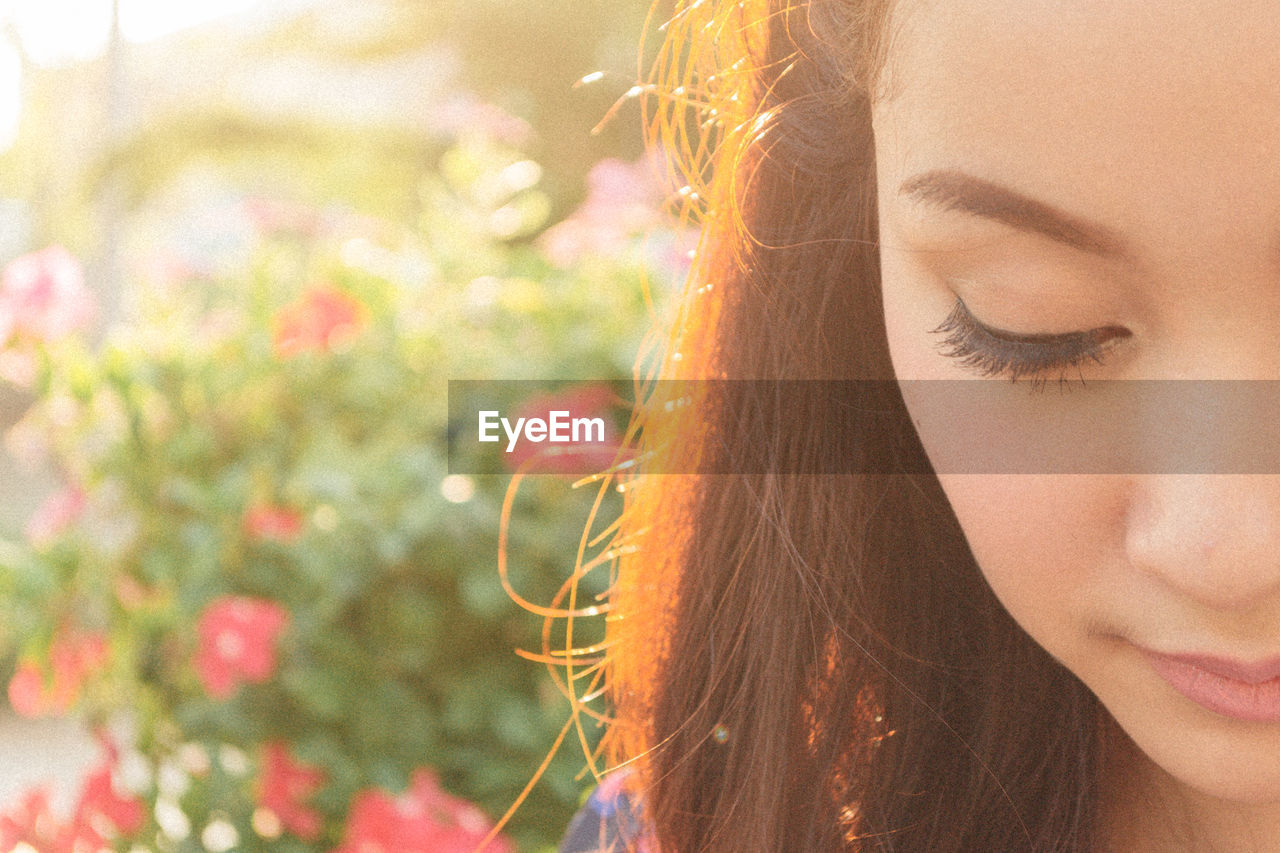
top-left (272, 286), bottom-right (366, 357)
top-left (427, 95), bottom-right (532, 146)
top-left (7, 630), bottom-right (108, 718)
top-left (48, 630), bottom-right (107, 713)
top-left (74, 761), bottom-right (145, 840)
top-left (243, 197), bottom-right (324, 238)
top-left (0, 736), bottom-right (144, 853)
top-left (504, 384), bottom-right (629, 476)
top-left (583, 157), bottom-right (669, 221)
top-left (7, 661), bottom-right (46, 718)
top-left (257, 742), bottom-right (326, 841)
top-left (25, 485), bottom-right (87, 548)
top-left (244, 504), bottom-right (305, 543)
top-left (539, 151), bottom-right (672, 267)
top-left (0, 787), bottom-right (56, 851)
top-left (334, 770), bottom-right (514, 853)
top-left (0, 246), bottom-right (94, 347)
top-left (66, 734), bottom-right (145, 850)
top-left (194, 596), bottom-right (289, 699)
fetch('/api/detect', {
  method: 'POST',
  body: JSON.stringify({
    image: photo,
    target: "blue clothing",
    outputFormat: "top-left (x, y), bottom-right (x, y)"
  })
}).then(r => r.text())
top-left (558, 771), bottom-right (654, 853)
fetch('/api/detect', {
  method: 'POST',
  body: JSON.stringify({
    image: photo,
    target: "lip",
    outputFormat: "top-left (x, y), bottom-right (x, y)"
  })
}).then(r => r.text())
top-left (1140, 648), bottom-right (1280, 722)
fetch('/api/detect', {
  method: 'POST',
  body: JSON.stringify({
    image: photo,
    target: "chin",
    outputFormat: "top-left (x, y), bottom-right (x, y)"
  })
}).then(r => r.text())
top-left (1105, 692), bottom-right (1280, 806)
top-left (1164, 752), bottom-right (1280, 806)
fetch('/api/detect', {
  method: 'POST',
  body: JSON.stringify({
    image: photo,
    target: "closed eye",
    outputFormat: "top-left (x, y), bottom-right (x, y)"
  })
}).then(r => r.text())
top-left (929, 297), bottom-right (1131, 389)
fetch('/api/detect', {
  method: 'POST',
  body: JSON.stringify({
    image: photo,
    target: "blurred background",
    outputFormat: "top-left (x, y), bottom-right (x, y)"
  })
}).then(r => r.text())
top-left (0, 1), bottom-right (686, 851)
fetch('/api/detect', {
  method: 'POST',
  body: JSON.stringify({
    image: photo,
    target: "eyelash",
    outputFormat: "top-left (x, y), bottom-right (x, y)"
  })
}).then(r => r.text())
top-left (929, 297), bottom-right (1130, 390)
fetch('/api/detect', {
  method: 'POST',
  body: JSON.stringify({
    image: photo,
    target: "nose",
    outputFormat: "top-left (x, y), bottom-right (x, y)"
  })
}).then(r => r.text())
top-left (1124, 475), bottom-right (1280, 611)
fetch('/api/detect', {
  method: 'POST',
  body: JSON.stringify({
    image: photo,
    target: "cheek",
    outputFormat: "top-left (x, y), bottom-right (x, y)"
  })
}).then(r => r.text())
top-left (882, 255), bottom-right (1128, 653)
top-left (936, 473), bottom-right (1127, 658)
top-left (881, 247), bottom-right (1130, 656)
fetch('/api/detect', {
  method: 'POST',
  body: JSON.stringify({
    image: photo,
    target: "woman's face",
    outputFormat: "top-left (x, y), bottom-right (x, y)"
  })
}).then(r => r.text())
top-left (873, 0), bottom-right (1280, 830)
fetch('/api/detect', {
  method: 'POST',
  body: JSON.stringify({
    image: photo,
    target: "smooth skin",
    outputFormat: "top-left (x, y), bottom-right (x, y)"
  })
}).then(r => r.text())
top-left (874, 1), bottom-right (1280, 850)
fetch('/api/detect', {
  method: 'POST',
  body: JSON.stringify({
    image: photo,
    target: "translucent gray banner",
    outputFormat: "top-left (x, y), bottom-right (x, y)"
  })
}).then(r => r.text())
top-left (447, 380), bottom-right (1280, 475)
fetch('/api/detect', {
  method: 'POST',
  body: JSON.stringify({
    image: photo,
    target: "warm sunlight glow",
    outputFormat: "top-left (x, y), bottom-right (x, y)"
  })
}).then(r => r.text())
top-left (0, 45), bottom-right (17, 151)
top-left (0, 0), bottom-right (270, 152)
top-left (119, 0), bottom-right (267, 44)
top-left (5, 0), bottom-right (268, 65)
top-left (9, 0), bottom-right (112, 66)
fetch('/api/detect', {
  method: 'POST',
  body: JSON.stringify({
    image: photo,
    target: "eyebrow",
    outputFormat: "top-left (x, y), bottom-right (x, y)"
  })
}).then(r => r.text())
top-left (899, 170), bottom-right (1130, 261)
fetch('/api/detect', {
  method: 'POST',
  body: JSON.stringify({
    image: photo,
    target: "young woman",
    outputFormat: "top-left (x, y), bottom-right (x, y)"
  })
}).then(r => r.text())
top-left (560, 0), bottom-right (1280, 850)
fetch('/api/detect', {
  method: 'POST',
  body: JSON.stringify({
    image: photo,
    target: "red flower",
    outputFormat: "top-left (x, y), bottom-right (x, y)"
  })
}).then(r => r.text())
top-left (194, 596), bottom-right (288, 699)
top-left (0, 245), bottom-right (95, 347)
top-left (503, 383), bottom-right (629, 476)
top-left (257, 742), bottom-right (326, 840)
top-left (48, 630), bottom-right (107, 713)
top-left (0, 787), bottom-right (56, 851)
top-left (334, 770), bottom-right (514, 853)
top-left (244, 504), bottom-right (305, 543)
top-left (7, 630), bottom-right (108, 718)
top-left (0, 736), bottom-right (144, 852)
top-left (272, 286), bottom-right (365, 357)
top-left (24, 485), bottom-right (86, 547)
top-left (73, 762), bottom-right (145, 840)
top-left (63, 733), bottom-right (145, 850)
top-left (7, 661), bottom-right (45, 718)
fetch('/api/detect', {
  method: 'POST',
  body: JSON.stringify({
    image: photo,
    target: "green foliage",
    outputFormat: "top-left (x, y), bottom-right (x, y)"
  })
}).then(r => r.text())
top-left (0, 131), bottom-right (680, 851)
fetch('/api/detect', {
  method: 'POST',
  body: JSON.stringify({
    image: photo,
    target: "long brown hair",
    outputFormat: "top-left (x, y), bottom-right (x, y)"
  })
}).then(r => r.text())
top-left (596, 1), bottom-right (1113, 850)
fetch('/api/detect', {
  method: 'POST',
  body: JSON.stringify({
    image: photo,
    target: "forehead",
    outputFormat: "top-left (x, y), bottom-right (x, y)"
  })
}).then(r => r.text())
top-left (872, 0), bottom-right (1280, 264)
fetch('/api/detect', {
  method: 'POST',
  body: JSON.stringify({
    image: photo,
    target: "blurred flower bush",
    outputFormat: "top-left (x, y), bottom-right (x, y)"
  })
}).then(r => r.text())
top-left (0, 128), bottom-right (686, 852)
